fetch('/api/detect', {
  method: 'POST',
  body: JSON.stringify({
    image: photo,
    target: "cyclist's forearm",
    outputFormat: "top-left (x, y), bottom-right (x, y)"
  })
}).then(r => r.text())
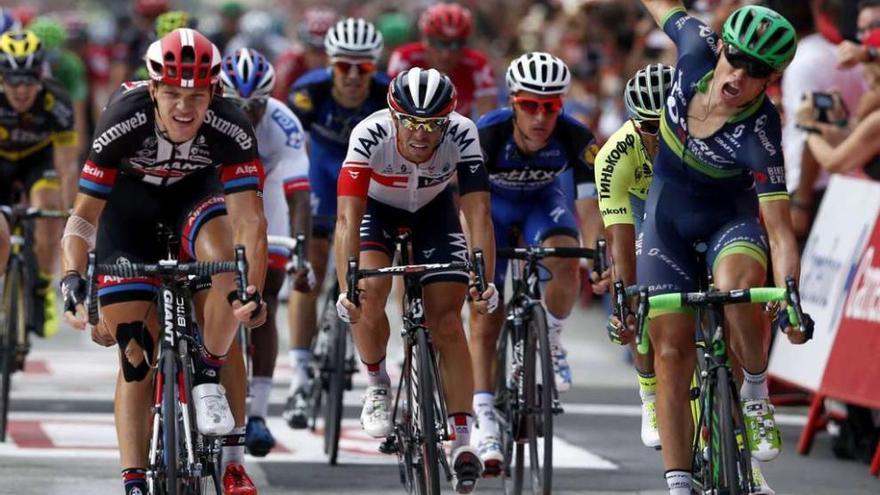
top-left (460, 191), bottom-right (495, 283)
top-left (234, 216), bottom-right (268, 291)
top-left (54, 146), bottom-right (79, 209)
top-left (639, 0), bottom-right (685, 27)
top-left (607, 224), bottom-right (637, 286)
top-left (576, 198), bottom-right (603, 264)
top-left (61, 193), bottom-right (105, 275)
top-left (335, 197), bottom-right (365, 291)
top-left (286, 190), bottom-right (312, 253)
top-left (769, 228), bottom-right (800, 287)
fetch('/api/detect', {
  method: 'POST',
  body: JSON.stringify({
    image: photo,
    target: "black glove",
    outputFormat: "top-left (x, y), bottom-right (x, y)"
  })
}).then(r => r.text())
top-left (61, 273), bottom-right (87, 314)
top-left (774, 307), bottom-right (815, 342)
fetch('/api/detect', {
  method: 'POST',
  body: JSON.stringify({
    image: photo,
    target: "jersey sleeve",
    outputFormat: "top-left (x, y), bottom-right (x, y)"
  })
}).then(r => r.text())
top-left (449, 117), bottom-right (490, 195)
top-left (80, 88), bottom-right (149, 199)
top-left (595, 128), bottom-right (639, 226)
top-left (267, 103), bottom-right (311, 195)
top-left (662, 8), bottom-right (720, 73)
top-left (748, 111), bottom-right (789, 202)
top-left (559, 116), bottom-right (598, 200)
top-left (206, 102), bottom-right (265, 195)
top-left (337, 119), bottom-right (379, 199)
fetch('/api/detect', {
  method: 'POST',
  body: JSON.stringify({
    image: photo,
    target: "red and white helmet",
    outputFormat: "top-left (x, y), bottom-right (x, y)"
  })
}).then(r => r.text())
top-left (419, 3), bottom-right (472, 40)
top-left (299, 8), bottom-right (337, 48)
top-left (145, 28), bottom-right (221, 88)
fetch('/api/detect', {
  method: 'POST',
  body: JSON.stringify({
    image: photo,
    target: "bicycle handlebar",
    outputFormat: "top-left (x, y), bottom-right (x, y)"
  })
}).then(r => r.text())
top-left (84, 245), bottom-right (251, 326)
top-left (0, 205), bottom-right (70, 221)
top-left (345, 257), bottom-right (472, 308)
top-left (633, 276), bottom-right (809, 355)
top-left (497, 245), bottom-right (597, 260)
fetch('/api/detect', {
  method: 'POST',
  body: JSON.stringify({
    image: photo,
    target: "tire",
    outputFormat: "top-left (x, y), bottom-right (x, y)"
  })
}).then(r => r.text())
top-left (529, 305), bottom-right (553, 495)
top-left (715, 366), bottom-right (743, 495)
top-left (324, 314), bottom-right (346, 465)
top-left (162, 354), bottom-right (179, 495)
top-left (414, 327), bottom-right (441, 495)
top-left (0, 257), bottom-right (22, 442)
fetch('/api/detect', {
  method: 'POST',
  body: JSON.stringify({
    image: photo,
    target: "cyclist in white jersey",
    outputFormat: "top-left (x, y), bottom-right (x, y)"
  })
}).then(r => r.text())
top-left (218, 48), bottom-right (312, 460)
top-left (334, 68), bottom-right (498, 494)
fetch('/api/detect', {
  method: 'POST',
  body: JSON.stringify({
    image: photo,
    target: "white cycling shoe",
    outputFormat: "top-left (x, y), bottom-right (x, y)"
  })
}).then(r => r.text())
top-left (193, 383), bottom-right (234, 436)
top-left (360, 384), bottom-right (392, 438)
top-left (641, 395), bottom-right (661, 449)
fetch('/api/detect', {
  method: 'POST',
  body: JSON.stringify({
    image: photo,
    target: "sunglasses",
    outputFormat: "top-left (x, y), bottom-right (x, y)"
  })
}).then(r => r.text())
top-left (332, 60), bottom-right (376, 75)
top-left (635, 119), bottom-right (659, 136)
top-left (394, 112), bottom-right (449, 133)
top-left (512, 96), bottom-right (563, 115)
top-left (427, 38), bottom-right (465, 51)
top-left (723, 45), bottom-right (774, 79)
top-left (227, 95), bottom-right (267, 112)
top-left (2, 73), bottom-right (40, 87)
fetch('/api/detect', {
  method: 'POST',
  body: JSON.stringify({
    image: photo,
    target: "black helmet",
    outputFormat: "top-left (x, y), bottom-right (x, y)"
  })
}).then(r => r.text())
top-left (387, 67), bottom-right (457, 117)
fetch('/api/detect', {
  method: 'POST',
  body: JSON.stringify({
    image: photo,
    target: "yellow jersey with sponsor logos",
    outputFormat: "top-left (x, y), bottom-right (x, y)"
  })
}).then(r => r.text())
top-left (595, 120), bottom-right (653, 227)
top-left (0, 78), bottom-right (77, 162)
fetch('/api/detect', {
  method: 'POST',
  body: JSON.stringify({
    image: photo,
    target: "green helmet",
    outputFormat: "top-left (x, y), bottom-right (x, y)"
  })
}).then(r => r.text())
top-left (721, 5), bottom-right (797, 72)
top-left (28, 16), bottom-right (67, 51)
top-left (155, 10), bottom-right (192, 38)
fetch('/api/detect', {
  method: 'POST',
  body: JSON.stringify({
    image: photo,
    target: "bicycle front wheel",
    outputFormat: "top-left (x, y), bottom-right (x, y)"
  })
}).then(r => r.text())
top-left (162, 354), bottom-right (179, 494)
top-left (324, 315), bottom-right (347, 465)
top-left (0, 257), bottom-right (23, 442)
top-left (529, 305), bottom-right (554, 495)
top-left (414, 327), bottom-right (441, 495)
top-left (715, 365), bottom-right (744, 495)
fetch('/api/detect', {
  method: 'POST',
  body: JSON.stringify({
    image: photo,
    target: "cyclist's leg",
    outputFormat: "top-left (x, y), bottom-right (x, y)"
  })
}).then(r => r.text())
top-left (28, 161), bottom-right (64, 336)
top-left (102, 301), bottom-right (160, 492)
top-left (95, 174), bottom-right (164, 494)
top-left (709, 215), bottom-right (780, 463)
top-left (468, 193), bottom-right (514, 451)
top-left (285, 164), bottom-right (334, 412)
top-left (414, 190), bottom-right (483, 488)
top-left (285, 235), bottom-right (329, 425)
top-left (245, 267), bottom-right (284, 454)
top-left (637, 179), bottom-right (700, 493)
top-left (351, 198), bottom-right (395, 437)
top-left (525, 186), bottom-right (581, 391)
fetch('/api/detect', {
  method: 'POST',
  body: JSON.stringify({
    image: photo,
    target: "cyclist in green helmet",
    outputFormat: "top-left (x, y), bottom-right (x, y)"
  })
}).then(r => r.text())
top-left (132, 11), bottom-right (197, 81)
top-left (29, 17), bottom-right (89, 158)
top-left (634, 2), bottom-right (807, 494)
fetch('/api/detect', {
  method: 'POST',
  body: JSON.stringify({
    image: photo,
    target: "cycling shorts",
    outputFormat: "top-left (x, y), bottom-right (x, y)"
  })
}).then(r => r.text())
top-left (359, 187), bottom-right (469, 285)
top-left (492, 185), bottom-right (579, 290)
top-left (636, 177), bottom-right (769, 314)
top-left (0, 147), bottom-right (58, 204)
top-left (96, 170), bottom-right (227, 306)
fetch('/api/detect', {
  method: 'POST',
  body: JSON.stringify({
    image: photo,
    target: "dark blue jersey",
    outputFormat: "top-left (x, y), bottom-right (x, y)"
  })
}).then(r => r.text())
top-left (656, 8), bottom-right (788, 202)
top-left (477, 108), bottom-right (597, 202)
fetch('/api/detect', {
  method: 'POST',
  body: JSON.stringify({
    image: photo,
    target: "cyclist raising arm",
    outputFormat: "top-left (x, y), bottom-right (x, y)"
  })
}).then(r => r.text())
top-left (334, 68), bottom-right (497, 494)
top-left (60, 29), bottom-right (266, 495)
top-left (635, 2), bottom-right (807, 493)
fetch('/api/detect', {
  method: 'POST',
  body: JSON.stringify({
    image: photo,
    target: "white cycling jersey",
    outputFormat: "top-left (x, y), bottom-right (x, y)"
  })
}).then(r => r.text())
top-left (256, 97), bottom-right (310, 238)
top-left (338, 109), bottom-right (488, 212)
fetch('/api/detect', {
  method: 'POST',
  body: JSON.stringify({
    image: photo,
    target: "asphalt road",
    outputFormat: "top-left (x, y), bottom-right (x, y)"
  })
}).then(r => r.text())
top-left (0, 295), bottom-right (876, 495)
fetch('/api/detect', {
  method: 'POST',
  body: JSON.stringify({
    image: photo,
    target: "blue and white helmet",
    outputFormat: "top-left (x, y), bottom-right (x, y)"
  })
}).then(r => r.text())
top-left (324, 17), bottom-right (383, 60)
top-left (219, 48), bottom-right (276, 101)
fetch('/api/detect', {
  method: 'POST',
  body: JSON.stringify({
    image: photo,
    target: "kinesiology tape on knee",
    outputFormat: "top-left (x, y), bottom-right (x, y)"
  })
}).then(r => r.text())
top-left (116, 321), bottom-right (155, 382)
top-left (62, 214), bottom-right (97, 250)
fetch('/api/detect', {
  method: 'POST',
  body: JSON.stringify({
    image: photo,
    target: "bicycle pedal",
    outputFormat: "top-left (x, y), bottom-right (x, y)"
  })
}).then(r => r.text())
top-left (378, 435), bottom-right (398, 455)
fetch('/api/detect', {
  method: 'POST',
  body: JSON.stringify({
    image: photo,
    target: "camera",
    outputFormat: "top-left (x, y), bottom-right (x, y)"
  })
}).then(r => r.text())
top-left (812, 91), bottom-right (835, 123)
